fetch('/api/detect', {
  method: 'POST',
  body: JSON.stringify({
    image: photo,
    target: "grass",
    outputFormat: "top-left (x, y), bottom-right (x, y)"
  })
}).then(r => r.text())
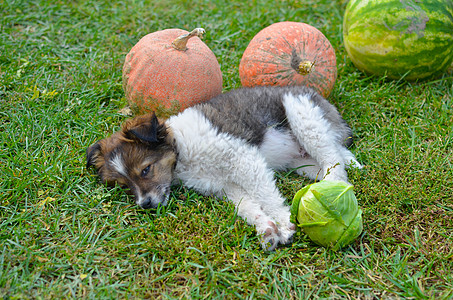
top-left (1, 0), bottom-right (452, 298)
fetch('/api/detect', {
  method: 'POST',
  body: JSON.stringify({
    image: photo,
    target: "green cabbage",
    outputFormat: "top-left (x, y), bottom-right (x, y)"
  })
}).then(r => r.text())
top-left (290, 181), bottom-right (363, 250)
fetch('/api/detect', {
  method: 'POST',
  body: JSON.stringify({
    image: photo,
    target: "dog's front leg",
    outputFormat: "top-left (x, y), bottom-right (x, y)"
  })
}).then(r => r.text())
top-left (217, 151), bottom-right (296, 252)
top-left (169, 111), bottom-right (296, 250)
top-left (175, 152), bottom-right (295, 250)
top-left (221, 185), bottom-right (294, 251)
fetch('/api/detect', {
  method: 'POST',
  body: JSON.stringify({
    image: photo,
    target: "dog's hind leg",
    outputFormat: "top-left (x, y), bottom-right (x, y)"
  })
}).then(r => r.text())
top-left (288, 157), bottom-right (323, 181)
top-left (282, 93), bottom-right (355, 182)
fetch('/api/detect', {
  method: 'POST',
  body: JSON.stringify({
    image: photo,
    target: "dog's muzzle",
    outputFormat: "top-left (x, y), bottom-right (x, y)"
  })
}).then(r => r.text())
top-left (137, 185), bottom-right (171, 209)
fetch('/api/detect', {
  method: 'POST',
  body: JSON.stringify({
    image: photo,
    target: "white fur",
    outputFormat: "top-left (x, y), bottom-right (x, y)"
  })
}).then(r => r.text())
top-left (282, 93), bottom-right (361, 181)
top-left (165, 93), bottom-right (361, 251)
top-left (111, 154), bottom-right (127, 176)
top-left (168, 108), bottom-right (294, 250)
top-left (259, 127), bottom-right (302, 170)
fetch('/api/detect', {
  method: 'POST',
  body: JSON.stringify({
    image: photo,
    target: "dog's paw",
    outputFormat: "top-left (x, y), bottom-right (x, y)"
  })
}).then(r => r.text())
top-left (323, 172), bottom-right (348, 182)
top-left (261, 221), bottom-right (280, 251)
top-left (346, 159), bottom-right (363, 169)
top-left (322, 164), bottom-right (350, 182)
top-left (278, 222), bottom-right (296, 245)
top-left (259, 221), bottom-right (296, 251)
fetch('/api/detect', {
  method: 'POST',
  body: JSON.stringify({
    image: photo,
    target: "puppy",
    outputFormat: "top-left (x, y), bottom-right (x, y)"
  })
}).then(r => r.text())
top-left (86, 86), bottom-right (361, 251)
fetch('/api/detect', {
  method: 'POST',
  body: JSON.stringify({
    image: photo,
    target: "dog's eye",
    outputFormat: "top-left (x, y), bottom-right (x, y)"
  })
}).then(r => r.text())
top-left (141, 165), bottom-right (151, 177)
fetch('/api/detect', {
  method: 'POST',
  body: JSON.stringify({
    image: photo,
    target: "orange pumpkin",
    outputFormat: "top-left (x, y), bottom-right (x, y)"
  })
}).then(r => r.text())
top-left (122, 28), bottom-right (223, 117)
top-left (239, 22), bottom-right (337, 98)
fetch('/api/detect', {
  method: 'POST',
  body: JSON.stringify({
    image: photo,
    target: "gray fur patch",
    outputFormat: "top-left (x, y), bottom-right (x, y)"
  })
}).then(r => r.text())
top-left (196, 86), bottom-right (352, 147)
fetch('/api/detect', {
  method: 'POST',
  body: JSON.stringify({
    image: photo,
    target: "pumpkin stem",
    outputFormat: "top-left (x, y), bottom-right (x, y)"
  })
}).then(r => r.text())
top-left (290, 49), bottom-right (316, 76)
top-left (172, 28), bottom-right (206, 51)
top-left (298, 60), bottom-right (316, 75)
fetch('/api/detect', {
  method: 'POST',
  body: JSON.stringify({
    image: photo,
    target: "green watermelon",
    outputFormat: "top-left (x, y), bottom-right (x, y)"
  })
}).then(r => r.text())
top-left (343, 0), bottom-right (453, 80)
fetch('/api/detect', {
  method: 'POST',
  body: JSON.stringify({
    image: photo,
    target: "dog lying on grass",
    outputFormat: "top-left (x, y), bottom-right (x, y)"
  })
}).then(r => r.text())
top-left (86, 86), bottom-right (361, 251)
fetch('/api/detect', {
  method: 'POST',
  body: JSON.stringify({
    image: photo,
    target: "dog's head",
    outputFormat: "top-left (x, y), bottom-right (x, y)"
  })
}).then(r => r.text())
top-left (86, 113), bottom-right (177, 209)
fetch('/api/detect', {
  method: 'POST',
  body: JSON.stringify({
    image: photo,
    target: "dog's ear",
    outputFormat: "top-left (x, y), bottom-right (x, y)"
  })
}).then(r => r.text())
top-left (86, 141), bottom-right (102, 169)
top-left (124, 113), bottom-right (166, 144)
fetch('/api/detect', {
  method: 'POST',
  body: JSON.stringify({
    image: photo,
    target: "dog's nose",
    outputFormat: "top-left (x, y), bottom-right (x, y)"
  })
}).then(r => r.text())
top-left (140, 197), bottom-right (154, 209)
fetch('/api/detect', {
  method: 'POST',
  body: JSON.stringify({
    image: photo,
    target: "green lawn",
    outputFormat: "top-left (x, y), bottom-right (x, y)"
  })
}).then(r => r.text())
top-left (1, 0), bottom-right (452, 299)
